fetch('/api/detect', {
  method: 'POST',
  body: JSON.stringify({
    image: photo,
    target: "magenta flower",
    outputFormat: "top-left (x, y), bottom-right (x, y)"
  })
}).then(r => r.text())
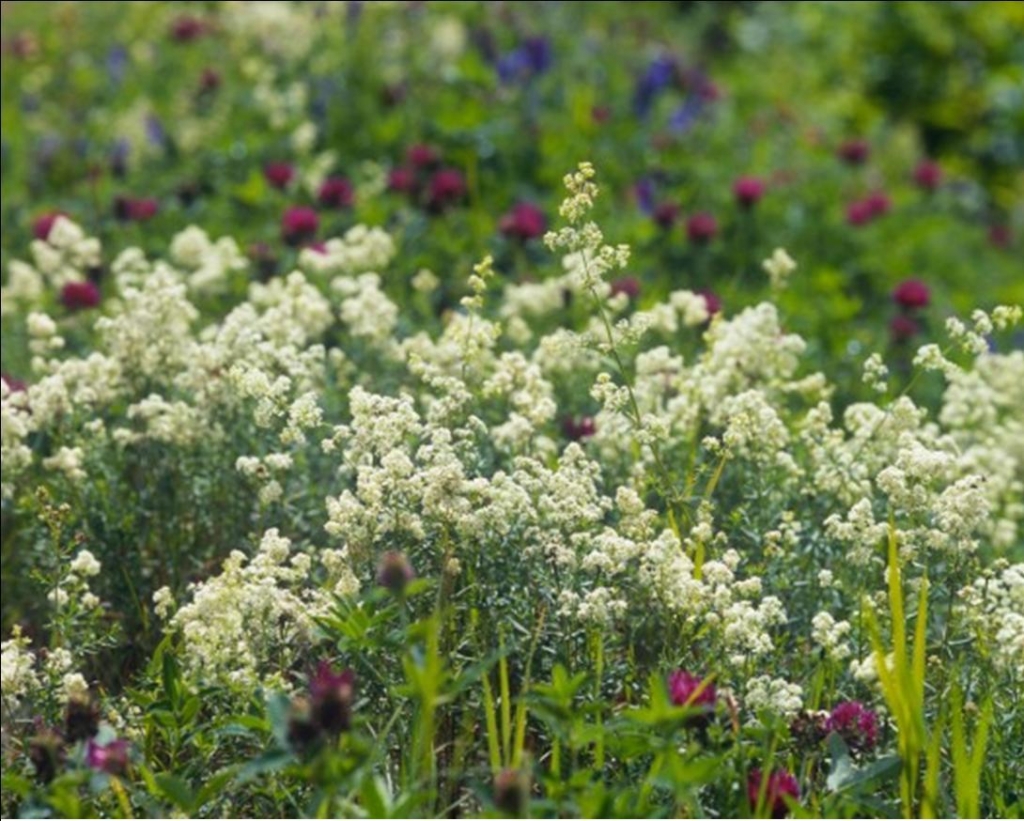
top-left (264, 162), bottom-right (296, 190)
top-left (610, 277), bottom-right (641, 300)
top-left (686, 212), bottom-right (718, 244)
top-left (563, 415), bottom-right (596, 441)
top-left (427, 168), bottom-right (467, 212)
top-left (890, 315), bottom-right (920, 343)
top-left (387, 166), bottom-right (416, 194)
top-left (733, 176), bottom-right (766, 208)
top-left (892, 278), bottom-right (930, 310)
top-left (668, 670), bottom-right (716, 729)
top-left (697, 289), bottom-right (722, 318)
top-left (199, 68), bottom-right (221, 94)
top-left (406, 144), bottom-right (440, 168)
top-left (114, 196), bottom-right (158, 222)
top-left (846, 199), bottom-right (873, 226)
top-left (865, 190), bottom-right (891, 218)
top-left (318, 176), bottom-right (354, 209)
top-left (61, 281), bottom-right (101, 311)
top-left (376, 551), bottom-right (415, 595)
top-left (913, 160), bottom-right (942, 191)
top-left (2, 374), bottom-right (27, 393)
top-left (86, 738), bottom-right (130, 776)
top-left (837, 138), bottom-right (870, 166)
top-left (748, 768), bottom-right (800, 818)
top-left (652, 201), bottom-right (680, 229)
top-left (826, 700), bottom-right (879, 752)
top-left (309, 662), bottom-right (356, 735)
top-left (499, 202), bottom-right (547, 241)
top-left (170, 16), bottom-right (205, 43)
top-left (32, 211), bottom-right (65, 241)
top-left (989, 224), bottom-right (1011, 249)
top-left (281, 206), bottom-right (319, 246)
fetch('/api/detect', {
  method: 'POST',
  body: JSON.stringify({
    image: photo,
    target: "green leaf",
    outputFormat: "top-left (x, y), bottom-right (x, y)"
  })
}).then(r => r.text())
top-left (155, 773), bottom-right (195, 814)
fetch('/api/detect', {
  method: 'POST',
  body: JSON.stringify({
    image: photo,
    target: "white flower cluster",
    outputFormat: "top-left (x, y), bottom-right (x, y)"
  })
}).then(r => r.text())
top-left (162, 529), bottom-right (354, 688)
top-left (958, 563), bottom-right (1024, 677)
top-left (744, 675), bottom-right (804, 720)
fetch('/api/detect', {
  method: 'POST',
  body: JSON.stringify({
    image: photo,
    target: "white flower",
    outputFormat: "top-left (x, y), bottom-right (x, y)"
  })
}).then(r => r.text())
top-left (70, 550), bottom-right (102, 578)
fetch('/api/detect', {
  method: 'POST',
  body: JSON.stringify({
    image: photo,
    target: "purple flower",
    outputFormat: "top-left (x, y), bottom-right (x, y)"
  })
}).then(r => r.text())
top-left (376, 551), bottom-right (415, 595)
top-left (733, 176), bottom-right (766, 208)
top-left (634, 55), bottom-right (677, 119)
top-left (686, 212), bottom-right (718, 244)
top-left (610, 277), bottom-right (641, 301)
top-left (846, 199), bottom-right (873, 226)
top-left (426, 168), bottom-right (466, 212)
top-left (61, 281), bottom-right (101, 311)
top-left (170, 16), bottom-right (205, 43)
top-left (892, 278), bottom-right (930, 310)
top-left (890, 314), bottom-right (920, 343)
top-left (264, 162), bottom-right (296, 190)
top-left (652, 201), bottom-right (679, 229)
top-left (668, 671), bottom-right (716, 727)
top-left (388, 165), bottom-right (416, 194)
top-left (826, 701), bottom-right (879, 751)
top-left (318, 176), bottom-right (354, 209)
top-left (32, 211), bottom-right (65, 241)
top-left (697, 289), bottom-right (722, 318)
top-left (281, 206), bottom-right (319, 246)
top-left (837, 138), bottom-right (870, 166)
top-left (563, 415), bottom-right (596, 441)
top-left (407, 144), bottom-right (440, 169)
top-left (913, 160), bottom-right (942, 191)
top-left (748, 768), bottom-right (800, 818)
top-left (86, 739), bottom-right (130, 776)
top-left (499, 202), bottom-right (546, 241)
top-left (309, 662), bottom-right (356, 735)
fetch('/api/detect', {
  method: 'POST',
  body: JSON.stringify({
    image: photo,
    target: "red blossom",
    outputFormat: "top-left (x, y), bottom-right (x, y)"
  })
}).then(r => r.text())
top-left (892, 278), bottom-right (930, 310)
top-left (61, 281), bottom-right (101, 311)
top-left (318, 176), bottom-right (354, 209)
top-left (32, 211), bottom-right (65, 241)
top-left (387, 165), bottom-right (416, 194)
top-left (406, 144), bottom-right (440, 168)
top-left (563, 415), bottom-right (596, 441)
top-left (86, 739), bottom-right (130, 776)
top-left (733, 176), bottom-right (766, 208)
top-left (913, 160), bottom-right (942, 191)
top-left (427, 168), bottom-right (467, 212)
top-left (890, 314), bottom-right (920, 343)
top-left (499, 202), bottom-right (547, 241)
top-left (610, 277), bottom-right (641, 300)
top-left (281, 206), bottom-right (319, 246)
top-left (686, 212), bottom-right (718, 243)
top-left (697, 289), bottom-right (721, 317)
top-left (652, 201), bottom-right (680, 229)
top-left (826, 700), bottom-right (879, 751)
top-left (748, 768), bottom-right (800, 818)
top-left (170, 16), bottom-right (205, 43)
top-left (837, 138), bottom-right (870, 165)
top-left (264, 162), bottom-right (296, 190)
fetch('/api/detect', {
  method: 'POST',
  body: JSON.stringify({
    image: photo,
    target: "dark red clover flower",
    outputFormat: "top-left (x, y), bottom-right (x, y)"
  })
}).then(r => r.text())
top-left (748, 768), bottom-right (800, 818)
top-left (499, 202), bottom-right (547, 241)
top-left (652, 201), bottom-right (680, 229)
top-left (846, 199), bottom-right (873, 227)
top-left (28, 729), bottom-right (65, 784)
top-left (668, 670), bottom-right (716, 727)
top-left (563, 415), bottom-right (596, 441)
top-left (281, 206), bottom-right (319, 246)
top-left (199, 67), bottom-right (221, 94)
top-left (890, 315), bottom-right (920, 343)
top-left (387, 165), bottom-right (416, 194)
top-left (697, 289), bottom-right (722, 318)
top-left (318, 176), bottom-right (354, 209)
top-left (913, 160), bottom-right (942, 191)
top-left (2, 374), bottom-right (27, 393)
top-left (733, 176), bottom-right (766, 208)
top-left (406, 143), bottom-right (440, 168)
top-left (610, 277), bottom-right (641, 301)
top-left (427, 168), bottom-right (466, 212)
top-left (686, 212), bottom-right (718, 244)
top-left (33, 211), bottom-right (65, 241)
top-left (865, 190), bottom-right (891, 218)
top-left (837, 138), bottom-right (870, 166)
top-left (826, 700), bottom-right (878, 752)
top-left (86, 738), bottom-right (130, 776)
top-left (892, 278), bottom-right (930, 310)
top-left (64, 695), bottom-right (101, 743)
top-left (61, 281), bottom-right (101, 311)
top-left (264, 162), bottom-right (295, 190)
top-left (170, 15), bottom-right (205, 42)
top-left (493, 768), bottom-right (531, 817)
top-left (377, 551), bottom-right (415, 595)
top-left (309, 662), bottom-right (356, 735)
